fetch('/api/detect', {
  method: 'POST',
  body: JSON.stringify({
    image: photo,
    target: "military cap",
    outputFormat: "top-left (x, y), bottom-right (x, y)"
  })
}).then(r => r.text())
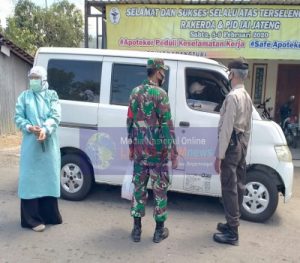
top-left (147, 58), bottom-right (168, 70)
top-left (228, 58), bottom-right (248, 70)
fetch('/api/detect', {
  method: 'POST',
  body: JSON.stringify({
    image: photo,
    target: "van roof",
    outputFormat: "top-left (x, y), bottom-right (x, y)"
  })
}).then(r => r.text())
top-left (36, 47), bottom-right (225, 68)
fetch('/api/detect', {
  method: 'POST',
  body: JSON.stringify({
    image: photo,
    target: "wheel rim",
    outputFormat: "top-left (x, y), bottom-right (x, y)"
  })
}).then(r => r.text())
top-left (61, 163), bottom-right (84, 193)
top-left (243, 181), bottom-right (270, 214)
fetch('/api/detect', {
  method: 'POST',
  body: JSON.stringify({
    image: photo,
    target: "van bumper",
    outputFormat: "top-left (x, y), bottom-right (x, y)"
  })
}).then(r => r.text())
top-left (276, 161), bottom-right (294, 203)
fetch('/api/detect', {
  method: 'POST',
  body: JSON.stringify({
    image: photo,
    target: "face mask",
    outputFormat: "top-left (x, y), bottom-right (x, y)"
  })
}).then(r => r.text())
top-left (29, 79), bottom-right (42, 92)
top-left (228, 79), bottom-right (232, 90)
top-left (158, 71), bottom-right (165, 87)
top-left (228, 72), bottom-right (233, 90)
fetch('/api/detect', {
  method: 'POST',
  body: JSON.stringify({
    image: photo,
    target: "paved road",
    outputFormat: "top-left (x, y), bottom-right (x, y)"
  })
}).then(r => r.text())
top-left (0, 149), bottom-right (300, 263)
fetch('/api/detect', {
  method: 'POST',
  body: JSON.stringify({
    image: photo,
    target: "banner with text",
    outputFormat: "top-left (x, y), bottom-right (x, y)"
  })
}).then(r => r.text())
top-left (106, 5), bottom-right (300, 59)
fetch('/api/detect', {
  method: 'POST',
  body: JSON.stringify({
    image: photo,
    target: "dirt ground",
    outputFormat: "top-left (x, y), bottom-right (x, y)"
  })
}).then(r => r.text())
top-left (1, 133), bottom-right (300, 262)
top-left (0, 147), bottom-right (300, 262)
top-left (0, 132), bottom-right (22, 149)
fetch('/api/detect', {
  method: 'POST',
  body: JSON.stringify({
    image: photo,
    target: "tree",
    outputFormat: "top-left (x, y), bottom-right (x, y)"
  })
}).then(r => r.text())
top-left (4, 0), bottom-right (83, 56)
top-left (0, 19), bottom-right (3, 33)
top-left (43, 1), bottom-right (84, 47)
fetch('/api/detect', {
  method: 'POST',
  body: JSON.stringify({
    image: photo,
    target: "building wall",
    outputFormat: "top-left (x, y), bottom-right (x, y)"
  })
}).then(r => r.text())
top-left (218, 58), bottom-right (300, 120)
top-left (0, 51), bottom-right (31, 135)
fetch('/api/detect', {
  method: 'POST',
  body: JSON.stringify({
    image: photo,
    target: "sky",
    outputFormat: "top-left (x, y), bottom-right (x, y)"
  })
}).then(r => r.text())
top-left (0, 0), bottom-right (84, 28)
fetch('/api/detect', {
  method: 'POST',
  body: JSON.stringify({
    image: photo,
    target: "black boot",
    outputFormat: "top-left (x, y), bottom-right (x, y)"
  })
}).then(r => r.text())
top-left (131, 217), bottom-right (142, 242)
top-left (213, 226), bottom-right (239, 246)
top-left (217, 222), bottom-right (230, 233)
top-left (153, 221), bottom-right (169, 243)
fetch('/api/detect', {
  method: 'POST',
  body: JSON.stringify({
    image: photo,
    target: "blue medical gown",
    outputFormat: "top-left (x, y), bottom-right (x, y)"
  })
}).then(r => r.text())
top-left (14, 89), bottom-right (61, 199)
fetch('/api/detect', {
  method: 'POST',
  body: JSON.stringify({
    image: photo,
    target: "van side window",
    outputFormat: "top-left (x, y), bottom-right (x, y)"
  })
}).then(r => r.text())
top-left (185, 68), bottom-right (227, 113)
top-left (48, 60), bottom-right (102, 103)
top-left (111, 63), bottom-right (169, 106)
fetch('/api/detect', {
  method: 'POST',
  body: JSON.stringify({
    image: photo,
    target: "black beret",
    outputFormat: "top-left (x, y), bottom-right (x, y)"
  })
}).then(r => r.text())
top-left (228, 59), bottom-right (248, 70)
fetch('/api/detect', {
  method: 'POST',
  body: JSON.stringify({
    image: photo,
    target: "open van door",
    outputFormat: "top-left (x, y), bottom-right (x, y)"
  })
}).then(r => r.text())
top-left (173, 61), bottom-right (229, 196)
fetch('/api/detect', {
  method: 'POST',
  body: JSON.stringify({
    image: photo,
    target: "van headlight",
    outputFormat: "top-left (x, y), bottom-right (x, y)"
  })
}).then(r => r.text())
top-left (274, 145), bottom-right (292, 162)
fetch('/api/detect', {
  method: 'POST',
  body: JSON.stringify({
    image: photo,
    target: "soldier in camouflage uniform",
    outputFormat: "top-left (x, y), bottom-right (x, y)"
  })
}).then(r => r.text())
top-left (127, 58), bottom-right (178, 243)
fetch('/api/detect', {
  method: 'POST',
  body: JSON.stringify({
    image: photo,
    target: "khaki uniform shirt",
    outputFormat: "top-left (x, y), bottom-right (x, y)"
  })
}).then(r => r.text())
top-left (216, 84), bottom-right (253, 159)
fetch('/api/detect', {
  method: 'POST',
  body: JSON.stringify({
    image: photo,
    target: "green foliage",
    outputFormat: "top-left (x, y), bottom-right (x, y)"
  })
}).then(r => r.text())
top-left (5, 18), bottom-right (37, 55)
top-left (4, 0), bottom-right (83, 56)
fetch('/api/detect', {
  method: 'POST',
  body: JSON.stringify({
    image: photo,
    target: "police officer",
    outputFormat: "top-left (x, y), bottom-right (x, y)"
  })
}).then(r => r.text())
top-left (127, 58), bottom-right (178, 243)
top-left (213, 58), bottom-right (253, 246)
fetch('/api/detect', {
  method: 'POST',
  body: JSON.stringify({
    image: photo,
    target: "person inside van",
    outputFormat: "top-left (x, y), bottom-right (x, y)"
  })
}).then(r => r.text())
top-left (188, 81), bottom-right (206, 100)
top-left (187, 80), bottom-right (221, 112)
top-left (14, 66), bottom-right (62, 232)
top-left (127, 58), bottom-right (178, 243)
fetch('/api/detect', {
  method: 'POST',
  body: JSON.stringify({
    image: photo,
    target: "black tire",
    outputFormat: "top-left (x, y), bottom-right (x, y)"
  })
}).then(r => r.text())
top-left (60, 154), bottom-right (93, 201)
top-left (241, 170), bottom-right (278, 223)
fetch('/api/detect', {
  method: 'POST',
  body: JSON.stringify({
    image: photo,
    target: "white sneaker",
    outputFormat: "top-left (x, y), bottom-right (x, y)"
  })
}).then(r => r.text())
top-left (32, 224), bottom-right (46, 232)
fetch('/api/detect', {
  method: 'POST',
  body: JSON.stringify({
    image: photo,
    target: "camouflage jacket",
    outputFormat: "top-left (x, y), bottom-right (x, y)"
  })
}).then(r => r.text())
top-left (127, 79), bottom-right (178, 164)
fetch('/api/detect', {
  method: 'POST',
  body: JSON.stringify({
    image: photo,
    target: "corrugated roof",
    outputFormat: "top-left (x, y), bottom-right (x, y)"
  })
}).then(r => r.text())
top-left (86, 0), bottom-right (300, 5)
top-left (0, 33), bottom-right (33, 65)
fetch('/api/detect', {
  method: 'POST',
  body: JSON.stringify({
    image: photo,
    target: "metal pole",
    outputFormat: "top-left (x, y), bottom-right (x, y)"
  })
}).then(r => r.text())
top-left (84, 0), bottom-right (89, 48)
top-left (102, 5), bottom-right (106, 49)
top-left (96, 16), bottom-right (99, 49)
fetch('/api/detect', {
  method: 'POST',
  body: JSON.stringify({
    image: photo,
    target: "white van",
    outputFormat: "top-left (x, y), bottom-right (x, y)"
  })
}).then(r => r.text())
top-left (34, 47), bottom-right (293, 222)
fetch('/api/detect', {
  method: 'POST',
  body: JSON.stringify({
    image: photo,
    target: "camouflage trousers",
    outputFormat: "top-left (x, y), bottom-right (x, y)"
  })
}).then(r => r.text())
top-left (131, 161), bottom-right (170, 222)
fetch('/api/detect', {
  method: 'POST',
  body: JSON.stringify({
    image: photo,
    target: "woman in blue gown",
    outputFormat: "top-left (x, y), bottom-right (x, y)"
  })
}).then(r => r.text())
top-left (14, 66), bottom-right (62, 232)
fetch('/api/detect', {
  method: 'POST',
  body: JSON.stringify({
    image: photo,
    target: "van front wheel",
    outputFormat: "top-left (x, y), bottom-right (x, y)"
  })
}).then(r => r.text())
top-left (241, 170), bottom-right (278, 222)
top-left (60, 154), bottom-right (93, 201)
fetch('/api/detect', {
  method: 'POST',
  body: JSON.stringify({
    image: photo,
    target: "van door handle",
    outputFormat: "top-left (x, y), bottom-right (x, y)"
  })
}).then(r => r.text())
top-left (179, 121), bottom-right (190, 127)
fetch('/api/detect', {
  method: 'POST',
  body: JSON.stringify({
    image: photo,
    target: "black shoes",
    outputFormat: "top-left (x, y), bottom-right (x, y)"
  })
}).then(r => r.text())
top-left (131, 225), bottom-right (142, 242)
top-left (213, 223), bottom-right (239, 246)
top-left (217, 222), bottom-right (230, 233)
top-left (153, 227), bottom-right (169, 243)
top-left (213, 231), bottom-right (239, 246)
top-left (131, 218), bottom-right (169, 243)
top-left (131, 217), bottom-right (142, 242)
